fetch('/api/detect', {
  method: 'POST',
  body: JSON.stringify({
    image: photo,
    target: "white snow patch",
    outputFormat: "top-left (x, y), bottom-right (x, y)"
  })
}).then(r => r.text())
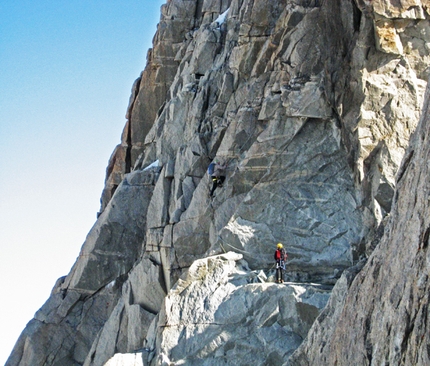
top-left (105, 353), bottom-right (144, 366)
top-left (143, 159), bottom-right (159, 171)
top-left (106, 280), bottom-right (116, 289)
top-left (215, 8), bottom-right (229, 25)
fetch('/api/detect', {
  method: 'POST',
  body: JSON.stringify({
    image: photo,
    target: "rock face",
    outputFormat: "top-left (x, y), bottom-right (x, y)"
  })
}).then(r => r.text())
top-left (289, 76), bottom-right (430, 366)
top-left (6, 0), bottom-right (430, 365)
top-left (144, 252), bottom-right (331, 365)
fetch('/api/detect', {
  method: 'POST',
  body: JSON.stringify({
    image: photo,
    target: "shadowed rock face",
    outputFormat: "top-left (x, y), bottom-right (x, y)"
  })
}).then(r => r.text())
top-left (6, 0), bottom-right (430, 365)
top-left (289, 77), bottom-right (430, 366)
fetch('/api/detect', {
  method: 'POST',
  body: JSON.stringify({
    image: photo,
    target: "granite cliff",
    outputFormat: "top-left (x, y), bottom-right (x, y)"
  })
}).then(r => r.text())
top-left (7, 0), bottom-right (430, 365)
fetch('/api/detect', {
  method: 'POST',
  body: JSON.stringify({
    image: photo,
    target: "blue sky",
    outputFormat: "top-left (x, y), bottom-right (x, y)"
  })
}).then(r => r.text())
top-left (0, 1), bottom-right (165, 363)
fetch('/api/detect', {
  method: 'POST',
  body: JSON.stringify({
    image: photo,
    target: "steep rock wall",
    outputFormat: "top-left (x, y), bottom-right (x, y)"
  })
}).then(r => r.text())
top-left (7, 0), bottom-right (430, 365)
top-left (289, 73), bottom-right (430, 366)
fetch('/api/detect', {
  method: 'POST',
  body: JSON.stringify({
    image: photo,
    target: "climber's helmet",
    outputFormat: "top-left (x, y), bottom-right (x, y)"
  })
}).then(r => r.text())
top-left (277, 243), bottom-right (283, 249)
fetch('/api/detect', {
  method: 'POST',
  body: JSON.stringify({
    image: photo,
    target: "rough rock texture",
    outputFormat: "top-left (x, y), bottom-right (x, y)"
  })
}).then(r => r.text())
top-left (151, 252), bottom-right (330, 365)
top-left (289, 76), bottom-right (430, 366)
top-left (6, 0), bottom-right (430, 365)
top-left (109, 252), bottom-right (331, 366)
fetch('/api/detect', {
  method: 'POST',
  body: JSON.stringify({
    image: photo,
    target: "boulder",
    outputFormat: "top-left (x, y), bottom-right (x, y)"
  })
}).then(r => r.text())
top-left (143, 252), bottom-right (331, 365)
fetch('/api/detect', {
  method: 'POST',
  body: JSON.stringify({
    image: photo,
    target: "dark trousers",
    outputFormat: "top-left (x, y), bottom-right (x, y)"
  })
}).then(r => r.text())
top-left (276, 261), bottom-right (284, 282)
top-left (210, 176), bottom-right (225, 196)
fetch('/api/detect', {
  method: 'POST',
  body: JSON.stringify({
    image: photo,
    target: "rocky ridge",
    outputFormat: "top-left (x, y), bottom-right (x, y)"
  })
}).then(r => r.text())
top-left (6, 0), bottom-right (430, 365)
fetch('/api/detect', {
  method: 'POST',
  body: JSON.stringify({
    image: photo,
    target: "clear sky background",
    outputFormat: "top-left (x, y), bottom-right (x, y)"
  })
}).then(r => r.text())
top-left (0, 1), bottom-right (165, 363)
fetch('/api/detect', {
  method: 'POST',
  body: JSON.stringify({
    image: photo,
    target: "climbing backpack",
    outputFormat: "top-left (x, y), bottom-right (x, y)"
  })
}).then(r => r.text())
top-left (207, 162), bottom-right (215, 176)
top-left (282, 248), bottom-right (288, 261)
top-left (277, 249), bottom-right (287, 270)
top-left (275, 248), bottom-right (287, 262)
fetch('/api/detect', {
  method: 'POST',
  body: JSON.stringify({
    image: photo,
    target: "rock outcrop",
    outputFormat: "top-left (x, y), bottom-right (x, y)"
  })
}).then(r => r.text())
top-left (144, 252), bottom-right (331, 365)
top-left (7, 0), bottom-right (430, 365)
top-left (289, 73), bottom-right (430, 366)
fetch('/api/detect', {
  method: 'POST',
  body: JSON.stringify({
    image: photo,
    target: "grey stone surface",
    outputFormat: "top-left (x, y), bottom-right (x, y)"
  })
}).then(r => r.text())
top-left (215, 118), bottom-right (361, 282)
top-left (6, 0), bottom-right (430, 365)
top-left (63, 168), bottom-right (156, 293)
top-left (289, 75), bottom-right (430, 366)
top-left (145, 252), bottom-right (331, 366)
